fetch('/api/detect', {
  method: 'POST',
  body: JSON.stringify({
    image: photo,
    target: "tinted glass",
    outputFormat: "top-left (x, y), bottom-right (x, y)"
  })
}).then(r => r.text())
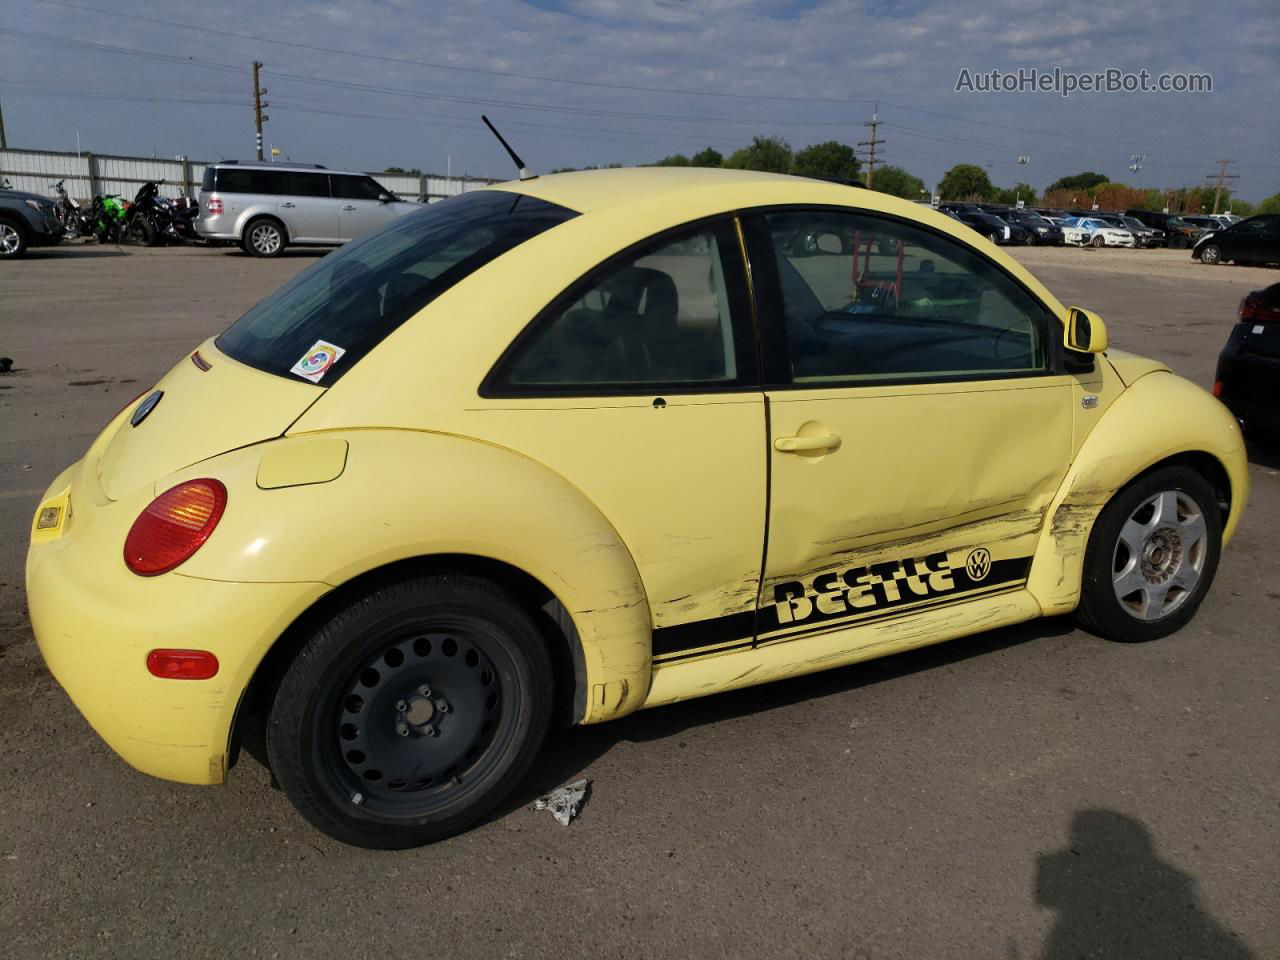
top-left (279, 171), bottom-right (330, 198)
top-left (200, 167), bottom-right (214, 191)
top-left (214, 168), bottom-right (279, 194)
top-left (216, 191), bottom-right (576, 384)
top-left (489, 220), bottom-right (755, 393)
top-left (332, 176), bottom-right (387, 201)
top-left (758, 209), bottom-right (1050, 384)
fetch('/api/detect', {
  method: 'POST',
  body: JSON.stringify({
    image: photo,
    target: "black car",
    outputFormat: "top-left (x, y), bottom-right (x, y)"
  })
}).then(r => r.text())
top-left (0, 186), bottom-right (65, 258)
top-left (955, 211), bottom-right (1012, 243)
top-left (1002, 208), bottom-right (1065, 245)
top-left (1193, 215), bottom-right (1280, 266)
top-left (1216, 283), bottom-right (1280, 437)
top-left (1124, 209), bottom-right (1202, 249)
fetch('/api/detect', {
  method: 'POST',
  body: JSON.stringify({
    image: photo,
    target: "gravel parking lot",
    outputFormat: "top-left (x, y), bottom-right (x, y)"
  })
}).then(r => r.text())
top-left (2, 242), bottom-right (1277, 959)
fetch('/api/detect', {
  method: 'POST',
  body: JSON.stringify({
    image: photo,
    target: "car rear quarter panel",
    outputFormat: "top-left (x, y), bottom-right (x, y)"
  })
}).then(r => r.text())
top-left (164, 430), bottom-right (652, 723)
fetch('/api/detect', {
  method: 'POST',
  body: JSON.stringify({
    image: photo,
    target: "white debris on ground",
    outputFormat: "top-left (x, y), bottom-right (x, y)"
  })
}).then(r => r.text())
top-left (533, 778), bottom-right (589, 826)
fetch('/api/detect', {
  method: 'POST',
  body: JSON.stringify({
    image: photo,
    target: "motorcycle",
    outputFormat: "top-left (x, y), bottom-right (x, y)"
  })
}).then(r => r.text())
top-left (123, 180), bottom-right (199, 245)
top-left (86, 194), bottom-right (128, 244)
top-left (49, 180), bottom-right (93, 238)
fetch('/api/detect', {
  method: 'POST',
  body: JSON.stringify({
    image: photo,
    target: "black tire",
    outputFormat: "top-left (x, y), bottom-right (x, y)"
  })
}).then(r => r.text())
top-left (1199, 244), bottom-right (1222, 265)
top-left (243, 217), bottom-right (287, 258)
top-left (1092, 234), bottom-right (1106, 248)
top-left (128, 217), bottom-right (158, 247)
top-left (267, 574), bottom-right (553, 849)
top-left (0, 217), bottom-right (28, 258)
top-left (1076, 465), bottom-right (1222, 643)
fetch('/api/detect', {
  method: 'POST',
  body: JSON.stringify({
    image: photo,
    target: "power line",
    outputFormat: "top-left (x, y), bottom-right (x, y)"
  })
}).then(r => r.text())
top-left (31, 0), bottom-right (869, 107)
top-left (24, 0), bottom-right (1251, 155)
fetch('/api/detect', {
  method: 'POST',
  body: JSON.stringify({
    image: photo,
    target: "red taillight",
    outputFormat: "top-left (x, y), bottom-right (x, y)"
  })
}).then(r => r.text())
top-left (206, 195), bottom-right (223, 215)
top-left (146, 649), bottom-right (219, 680)
top-left (124, 479), bottom-right (227, 576)
top-left (1238, 292), bottom-right (1278, 325)
top-left (1212, 380), bottom-right (1223, 398)
top-left (1239, 294), bottom-right (1258, 322)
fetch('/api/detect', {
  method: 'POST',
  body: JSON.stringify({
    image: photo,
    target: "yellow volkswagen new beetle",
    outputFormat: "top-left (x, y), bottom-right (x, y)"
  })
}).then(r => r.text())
top-left (27, 168), bottom-right (1247, 847)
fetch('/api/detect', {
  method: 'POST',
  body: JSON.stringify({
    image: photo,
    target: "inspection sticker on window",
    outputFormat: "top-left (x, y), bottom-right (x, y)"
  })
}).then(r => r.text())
top-left (290, 341), bottom-right (346, 383)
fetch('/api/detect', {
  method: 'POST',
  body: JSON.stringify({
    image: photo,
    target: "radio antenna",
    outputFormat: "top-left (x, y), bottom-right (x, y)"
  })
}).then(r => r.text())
top-left (481, 115), bottom-right (535, 181)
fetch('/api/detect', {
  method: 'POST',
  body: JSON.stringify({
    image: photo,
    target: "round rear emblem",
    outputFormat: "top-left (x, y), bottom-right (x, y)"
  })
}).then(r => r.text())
top-left (130, 390), bottom-right (164, 427)
top-left (965, 548), bottom-right (992, 581)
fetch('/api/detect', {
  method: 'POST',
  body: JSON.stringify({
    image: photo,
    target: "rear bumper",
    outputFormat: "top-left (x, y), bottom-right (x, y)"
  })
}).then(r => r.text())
top-left (26, 464), bottom-right (328, 785)
top-left (194, 214), bottom-right (238, 240)
top-left (1217, 331), bottom-right (1280, 431)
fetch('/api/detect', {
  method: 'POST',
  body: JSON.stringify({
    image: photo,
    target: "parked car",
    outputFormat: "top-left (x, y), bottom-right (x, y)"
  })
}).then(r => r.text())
top-left (1192, 215), bottom-right (1280, 266)
top-left (1059, 221), bottom-right (1090, 246)
top-left (1215, 282), bottom-right (1280, 438)
top-left (27, 168), bottom-right (1247, 848)
top-left (1093, 214), bottom-right (1163, 248)
top-left (1124, 209), bottom-right (1203, 249)
top-left (1002, 208), bottom-right (1065, 245)
top-left (938, 202), bottom-right (983, 216)
top-left (196, 161), bottom-right (419, 257)
top-left (1068, 217), bottom-right (1135, 248)
top-left (0, 185), bottom-right (64, 258)
top-left (955, 210), bottom-right (1012, 243)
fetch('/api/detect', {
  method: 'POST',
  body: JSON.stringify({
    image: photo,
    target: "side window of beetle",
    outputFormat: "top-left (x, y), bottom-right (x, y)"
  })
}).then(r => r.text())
top-left (759, 209), bottom-right (1052, 384)
top-left (490, 221), bottom-right (756, 393)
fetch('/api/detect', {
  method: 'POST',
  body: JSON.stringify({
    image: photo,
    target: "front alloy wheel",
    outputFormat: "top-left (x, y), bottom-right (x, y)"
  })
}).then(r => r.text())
top-left (0, 220), bottom-right (26, 258)
top-left (267, 575), bottom-right (552, 848)
top-left (1077, 465), bottom-right (1222, 642)
top-left (1200, 244), bottom-right (1221, 265)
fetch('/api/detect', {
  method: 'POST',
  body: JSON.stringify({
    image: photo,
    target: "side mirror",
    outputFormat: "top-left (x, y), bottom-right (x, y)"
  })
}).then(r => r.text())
top-left (379, 193), bottom-right (395, 204)
top-left (1064, 306), bottom-right (1108, 354)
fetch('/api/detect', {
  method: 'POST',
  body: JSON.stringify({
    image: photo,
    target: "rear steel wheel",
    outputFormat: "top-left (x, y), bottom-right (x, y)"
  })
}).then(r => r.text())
top-left (268, 575), bottom-right (552, 848)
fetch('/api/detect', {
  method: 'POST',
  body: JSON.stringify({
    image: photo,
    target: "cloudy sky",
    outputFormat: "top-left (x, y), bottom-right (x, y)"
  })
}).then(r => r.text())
top-left (2, 0), bottom-right (1277, 200)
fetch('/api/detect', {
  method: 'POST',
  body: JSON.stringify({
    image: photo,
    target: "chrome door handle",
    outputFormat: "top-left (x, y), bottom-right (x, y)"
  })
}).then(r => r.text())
top-left (342, 205), bottom-right (357, 211)
top-left (774, 434), bottom-right (841, 453)
top-left (280, 202), bottom-right (296, 208)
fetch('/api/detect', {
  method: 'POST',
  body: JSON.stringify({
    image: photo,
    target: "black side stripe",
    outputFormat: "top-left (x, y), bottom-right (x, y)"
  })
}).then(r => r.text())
top-left (652, 610), bottom-right (756, 657)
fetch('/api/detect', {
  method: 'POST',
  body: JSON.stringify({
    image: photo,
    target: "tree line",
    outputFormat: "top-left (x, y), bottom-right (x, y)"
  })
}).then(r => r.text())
top-left (557, 138), bottom-right (1280, 215)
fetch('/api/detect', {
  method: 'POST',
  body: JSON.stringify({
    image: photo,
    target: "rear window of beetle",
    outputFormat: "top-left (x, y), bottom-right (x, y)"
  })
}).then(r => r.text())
top-left (214, 191), bottom-right (577, 385)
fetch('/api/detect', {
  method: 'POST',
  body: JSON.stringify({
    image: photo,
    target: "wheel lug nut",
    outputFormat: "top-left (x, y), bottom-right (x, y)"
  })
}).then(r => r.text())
top-left (428, 725), bottom-right (439, 737)
top-left (436, 700), bottom-right (449, 713)
top-left (395, 700), bottom-right (408, 712)
top-left (419, 685), bottom-right (431, 697)
top-left (396, 724), bottom-right (409, 737)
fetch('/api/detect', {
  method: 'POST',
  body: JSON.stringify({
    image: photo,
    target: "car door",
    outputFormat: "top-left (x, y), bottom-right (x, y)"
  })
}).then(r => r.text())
top-left (275, 171), bottom-right (338, 243)
top-left (334, 175), bottom-right (400, 241)
top-left (476, 217), bottom-right (767, 663)
top-left (741, 207), bottom-right (1073, 643)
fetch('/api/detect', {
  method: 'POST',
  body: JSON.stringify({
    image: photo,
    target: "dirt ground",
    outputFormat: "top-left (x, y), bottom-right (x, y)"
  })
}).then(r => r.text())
top-left (1, 241), bottom-right (1276, 960)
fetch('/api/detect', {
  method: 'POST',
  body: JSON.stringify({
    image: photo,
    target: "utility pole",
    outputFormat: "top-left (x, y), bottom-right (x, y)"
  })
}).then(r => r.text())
top-left (858, 103), bottom-right (884, 189)
top-left (252, 62), bottom-right (268, 161)
top-left (1205, 159), bottom-right (1238, 214)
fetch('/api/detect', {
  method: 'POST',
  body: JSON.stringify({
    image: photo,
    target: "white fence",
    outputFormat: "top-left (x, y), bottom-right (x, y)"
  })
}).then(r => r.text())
top-left (0, 147), bottom-right (499, 204)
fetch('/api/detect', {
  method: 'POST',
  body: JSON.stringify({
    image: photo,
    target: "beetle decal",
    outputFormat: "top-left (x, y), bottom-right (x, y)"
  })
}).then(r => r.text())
top-left (769, 548), bottom-right (1031, 633)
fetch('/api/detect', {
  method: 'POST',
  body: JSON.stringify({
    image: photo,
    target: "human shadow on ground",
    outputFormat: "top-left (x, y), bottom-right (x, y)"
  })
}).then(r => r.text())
top-left (1035, 809), bottom-right (1253, 960)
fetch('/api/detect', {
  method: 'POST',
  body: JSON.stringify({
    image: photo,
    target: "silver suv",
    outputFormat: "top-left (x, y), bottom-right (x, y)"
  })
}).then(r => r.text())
top-left (196, 161), bottom-right (419, 257)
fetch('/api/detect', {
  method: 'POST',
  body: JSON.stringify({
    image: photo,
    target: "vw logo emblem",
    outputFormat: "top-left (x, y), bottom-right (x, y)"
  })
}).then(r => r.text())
top-left (965, 547), bottom-right (992, 581)
top-left (130, 390), bottom-right (164, 427)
